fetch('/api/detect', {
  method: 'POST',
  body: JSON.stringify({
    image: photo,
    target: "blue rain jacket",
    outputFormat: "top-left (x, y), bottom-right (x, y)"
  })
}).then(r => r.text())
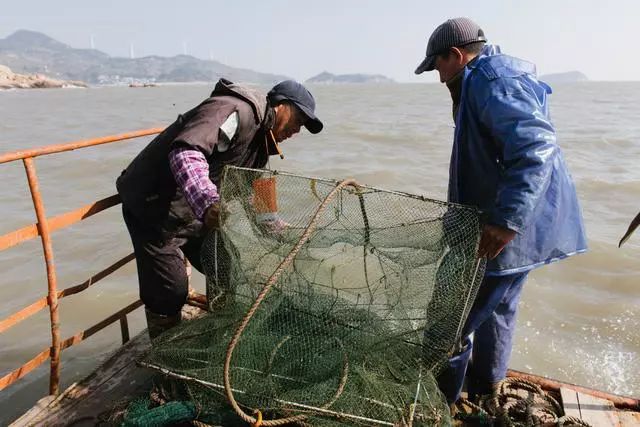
top-left (449, 45), bottom-right (587, 274)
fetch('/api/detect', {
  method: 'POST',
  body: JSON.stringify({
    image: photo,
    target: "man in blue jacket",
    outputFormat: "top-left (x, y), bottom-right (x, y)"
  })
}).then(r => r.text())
top-left (415, 18), bottom-right (587, 404)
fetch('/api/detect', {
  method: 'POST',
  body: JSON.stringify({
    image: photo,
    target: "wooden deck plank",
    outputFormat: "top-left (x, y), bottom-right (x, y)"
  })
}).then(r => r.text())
top-left (618, 411), bottom-right (640, 427)
top-left (11, 395), bottom-right (56, 426)
top-left (561, 387), bottom-right (582, 419)
top-left (11, 333), bottom-right (152, 427)
top-left (577, 391), bottom-right (620, 427)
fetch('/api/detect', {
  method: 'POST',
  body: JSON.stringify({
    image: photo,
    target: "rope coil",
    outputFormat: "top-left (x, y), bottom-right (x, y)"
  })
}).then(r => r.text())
top-left (457, 377), bottom-right (594, 427)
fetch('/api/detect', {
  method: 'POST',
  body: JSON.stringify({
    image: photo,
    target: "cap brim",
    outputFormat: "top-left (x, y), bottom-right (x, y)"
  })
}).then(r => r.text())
top-left (295, 102), bottom-right (323, 134)
top-left (304, 118), bottom-right (323, 134)
top-left (415, 56), bottom-right (436, 74)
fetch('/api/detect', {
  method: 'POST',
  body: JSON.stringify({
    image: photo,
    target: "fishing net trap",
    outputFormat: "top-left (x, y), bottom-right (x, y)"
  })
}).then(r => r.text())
top-left (140, 166), bottom-right (486, 426)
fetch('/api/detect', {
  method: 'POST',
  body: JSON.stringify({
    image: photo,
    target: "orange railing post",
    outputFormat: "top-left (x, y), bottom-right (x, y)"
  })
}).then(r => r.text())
top-left (22, 157), bottom-right (62, 395)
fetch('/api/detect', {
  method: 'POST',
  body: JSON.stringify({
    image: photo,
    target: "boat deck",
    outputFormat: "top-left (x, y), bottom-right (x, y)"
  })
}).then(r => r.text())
top-left (11, 323), bottom-right (640, 426)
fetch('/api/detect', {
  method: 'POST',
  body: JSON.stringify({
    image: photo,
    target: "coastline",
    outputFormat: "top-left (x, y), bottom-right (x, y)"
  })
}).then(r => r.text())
top-left (0, 65), bottom-right (87, 90)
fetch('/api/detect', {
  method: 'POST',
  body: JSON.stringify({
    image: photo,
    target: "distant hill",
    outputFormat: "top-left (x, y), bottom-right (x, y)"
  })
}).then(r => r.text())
top-left (306, 71), bottom-right (394, 84)
top-left (539, 71), bottom-right (588, 84)
top-left (0, 30), bottom-right (290, 85)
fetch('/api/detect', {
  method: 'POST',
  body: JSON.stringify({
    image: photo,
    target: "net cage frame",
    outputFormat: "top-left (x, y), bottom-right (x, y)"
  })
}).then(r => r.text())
top-left (141, 166), bottom-right (486, 426)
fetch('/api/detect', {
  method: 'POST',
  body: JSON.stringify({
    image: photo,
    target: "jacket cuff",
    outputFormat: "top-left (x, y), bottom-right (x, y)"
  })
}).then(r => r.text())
top-left (488, 213), bottom-right (522, 234)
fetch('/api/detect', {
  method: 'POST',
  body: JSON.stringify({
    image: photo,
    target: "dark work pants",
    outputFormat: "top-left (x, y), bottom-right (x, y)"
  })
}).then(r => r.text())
top-left (122, 207), bottom-right (205, 316)
top-left (437, 271), bottom-right (528, 403)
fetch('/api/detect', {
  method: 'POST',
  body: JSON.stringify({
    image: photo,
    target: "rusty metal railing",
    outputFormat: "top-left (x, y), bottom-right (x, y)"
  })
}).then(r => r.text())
top-left (0, 128), bottom-right (163, 396)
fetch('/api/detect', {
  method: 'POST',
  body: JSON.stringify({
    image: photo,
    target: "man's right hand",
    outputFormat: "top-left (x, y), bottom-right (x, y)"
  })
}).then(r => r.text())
top-left (204, 202), bottom-right (222, 230)
top-left (477, 224), bottom-right (517, 260)
top-left (259, 216), bottom-right (290, 235)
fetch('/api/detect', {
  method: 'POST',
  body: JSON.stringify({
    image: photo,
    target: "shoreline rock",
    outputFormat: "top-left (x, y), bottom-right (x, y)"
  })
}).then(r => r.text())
top-left (0, 65), bottom-right (87, 89)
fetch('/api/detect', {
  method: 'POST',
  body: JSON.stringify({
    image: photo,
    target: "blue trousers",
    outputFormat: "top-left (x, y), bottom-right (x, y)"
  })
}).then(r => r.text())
top-left (437, 272), bottom-right (528, 403)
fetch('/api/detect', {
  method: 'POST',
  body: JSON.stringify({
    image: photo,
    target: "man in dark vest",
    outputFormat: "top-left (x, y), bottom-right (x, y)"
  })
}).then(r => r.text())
top-left (116, 78), bottom-right (323, 338)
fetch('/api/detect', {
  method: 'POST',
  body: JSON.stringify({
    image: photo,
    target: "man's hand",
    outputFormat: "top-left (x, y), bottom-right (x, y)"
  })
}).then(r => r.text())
top-left (477, 224), bottom-right (517, 260)
top-left (260, 217), bottom-right (290, 235)
top-left (204, 202), bottom-right (223, 230)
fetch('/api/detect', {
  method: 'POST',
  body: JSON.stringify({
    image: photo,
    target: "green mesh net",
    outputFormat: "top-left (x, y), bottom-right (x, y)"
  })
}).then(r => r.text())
top-left (141, 166), bottom-right (486, 426)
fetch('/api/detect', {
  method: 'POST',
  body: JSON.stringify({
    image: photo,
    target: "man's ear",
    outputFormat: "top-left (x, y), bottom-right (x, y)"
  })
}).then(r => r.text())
top-left (273, 103), bottom-right (282, 118)
top-left (450, 47), bottom-right (464, 65)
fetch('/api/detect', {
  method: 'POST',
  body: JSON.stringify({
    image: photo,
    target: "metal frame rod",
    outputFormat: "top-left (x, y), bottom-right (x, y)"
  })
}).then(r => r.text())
top-left (139, 362), bottom-right (396, 426)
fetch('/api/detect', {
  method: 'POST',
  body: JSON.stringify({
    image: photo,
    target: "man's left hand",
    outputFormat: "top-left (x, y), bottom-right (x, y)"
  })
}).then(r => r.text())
top-left (477, 224), bottom-right (517, 260)
top-left (204, 202), bottom-right (223, 230)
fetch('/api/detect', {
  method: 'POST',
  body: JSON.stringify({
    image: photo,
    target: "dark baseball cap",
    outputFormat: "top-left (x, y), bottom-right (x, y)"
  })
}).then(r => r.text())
top-left (268, 80), bottom-right (323, 134)
top-left (415, 17), bottom-right (487, 74)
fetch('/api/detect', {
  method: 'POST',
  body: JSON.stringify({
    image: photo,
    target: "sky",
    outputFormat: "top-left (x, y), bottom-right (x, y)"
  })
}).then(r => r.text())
top-left (1, 0), bottom-right (638, 83)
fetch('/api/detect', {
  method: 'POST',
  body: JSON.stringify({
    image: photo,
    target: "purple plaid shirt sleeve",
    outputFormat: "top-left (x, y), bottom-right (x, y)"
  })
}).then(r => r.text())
top-left (168, 146), bottom-right (219, 220)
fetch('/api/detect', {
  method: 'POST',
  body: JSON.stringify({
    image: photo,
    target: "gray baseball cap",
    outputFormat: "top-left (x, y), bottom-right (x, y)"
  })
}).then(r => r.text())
top-left (415, 17), bottom-right (487, 74)
top-left (268, 80), bottom-right (323, 134)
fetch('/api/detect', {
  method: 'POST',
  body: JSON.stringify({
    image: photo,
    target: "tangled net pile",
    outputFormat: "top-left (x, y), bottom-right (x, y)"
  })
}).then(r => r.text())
top-left (141, 166), bottom-right (486, 426)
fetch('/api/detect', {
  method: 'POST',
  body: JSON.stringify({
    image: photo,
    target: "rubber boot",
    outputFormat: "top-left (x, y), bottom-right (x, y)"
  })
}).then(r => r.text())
top-left (145, 308), bottom-right (181, 341)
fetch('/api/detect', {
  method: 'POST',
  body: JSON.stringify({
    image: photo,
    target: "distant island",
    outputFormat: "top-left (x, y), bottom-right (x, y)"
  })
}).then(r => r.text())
top-left (539, 71), bottom-right (588, 84)
top-left (0, 30), bottom-right (289, 85)
top-left (0, 64), bottom-right (86, 89)
top-left (306, 71), bottom-right (395, 84)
